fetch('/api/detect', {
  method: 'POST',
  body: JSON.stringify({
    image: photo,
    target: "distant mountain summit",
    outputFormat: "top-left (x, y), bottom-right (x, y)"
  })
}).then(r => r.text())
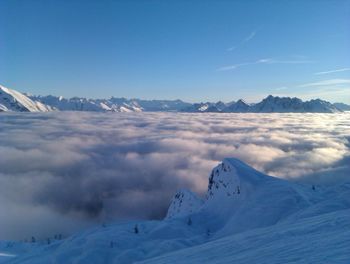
top-left (226, 99), bottom-right (250, 112)
top-left (250, 95), bottom-right (340, 113)
top-left (183, 95), bottom-right (342, 113)
top-left (0, 84), bottom-right (347, 113)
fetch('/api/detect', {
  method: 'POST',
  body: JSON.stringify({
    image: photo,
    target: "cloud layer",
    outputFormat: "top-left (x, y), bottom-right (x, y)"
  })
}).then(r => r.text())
top-left (0, 112), bottom-right (349, 240)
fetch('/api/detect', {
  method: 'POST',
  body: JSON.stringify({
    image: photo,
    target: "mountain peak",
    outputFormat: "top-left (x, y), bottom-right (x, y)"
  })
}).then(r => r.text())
top-left (206, 158), bottom-right (267, 201)
top-left (165, 189), bottom-right (203, 219)
top-left (0, 84), bottom-right (53, 112)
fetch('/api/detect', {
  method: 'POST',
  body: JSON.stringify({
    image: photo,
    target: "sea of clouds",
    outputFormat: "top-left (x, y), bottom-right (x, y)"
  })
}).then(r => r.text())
top-left (0, 111), bottom-right (349, 240)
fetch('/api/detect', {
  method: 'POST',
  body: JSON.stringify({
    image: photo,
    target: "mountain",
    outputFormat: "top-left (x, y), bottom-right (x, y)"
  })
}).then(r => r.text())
top-left (0, 84), bottom-right (345, 113)
top-left (29, 95), bottom-right (192, 112)
top-left (165, 189), bottom-right (203, 220)
top-left (29, 95), bottom-right (144, 112)
top-left (333, 102), bottom-right (350, 111)
top-left (1, 158), bottom-right (349, 263)
top-left (250, 95), bottom-right (340, 113)
top-left (181, 102), bottom-right (214, 112)
top-left (225, 99), bottom-right (250, 112)
top-left (182, 96), bottom-right (341, 113)
top-left (0, 85), bottom-right (53, 112)
top-left (131, 99), bottom-right (191, 112)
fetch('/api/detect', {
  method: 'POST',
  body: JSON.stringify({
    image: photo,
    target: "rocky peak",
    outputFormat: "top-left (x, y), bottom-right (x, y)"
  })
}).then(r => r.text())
top-left (165, 189), bottom-right (203, 219)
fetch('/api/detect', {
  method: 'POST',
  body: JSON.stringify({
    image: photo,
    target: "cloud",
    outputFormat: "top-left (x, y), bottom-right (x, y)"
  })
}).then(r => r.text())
top-left (314, 68), bottom-right (350, 75)
top-left (0, 112), bottom-right (349, 240)
top-left (298, 79), bottom-right (350, 87)
top-left (217, 58), bottom-right (314, 71)
top-left (227, 30), bottom-right (257, 51)
top-left (244, 31), bottom-right (257, 42)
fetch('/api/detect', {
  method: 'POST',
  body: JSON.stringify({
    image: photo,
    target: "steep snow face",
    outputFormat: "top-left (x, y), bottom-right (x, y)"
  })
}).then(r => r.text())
top-left (0, 85), bottom-right (53, 112)
top-left (206, 158), bottom-right (268, 198)
top-left (165, 189), bottom-right (203, 219)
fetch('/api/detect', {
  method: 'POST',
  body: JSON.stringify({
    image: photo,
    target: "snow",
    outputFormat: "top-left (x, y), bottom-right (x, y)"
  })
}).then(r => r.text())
top-left (29, 95), bottom-right (191, 112)
top-left (1, 158), bottom-right (349, 263)
top-left (139, 209), bottom-right (350, 264)
top-left (165, 189), bottom-right (203, 219)
top-left (1, 84), bottom-right (345, 113)
top-left (0, 85), bottom-right (53, 112)
top-left (182, 96), bottom-right (341, 113)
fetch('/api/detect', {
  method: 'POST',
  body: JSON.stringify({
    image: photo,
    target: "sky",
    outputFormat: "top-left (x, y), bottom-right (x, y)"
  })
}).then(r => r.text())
top-left (0, 0), bottom-right (349, 103)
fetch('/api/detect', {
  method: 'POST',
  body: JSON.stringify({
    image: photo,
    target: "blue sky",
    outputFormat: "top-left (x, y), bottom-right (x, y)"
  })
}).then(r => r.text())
top-left (1, 0), bottom-right (349, 103)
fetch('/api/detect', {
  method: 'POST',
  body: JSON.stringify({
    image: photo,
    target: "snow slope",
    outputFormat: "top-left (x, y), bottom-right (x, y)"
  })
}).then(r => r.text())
top-left (0, 85), bottom-right (53, 112)
top-left (1, 158), bottom-right (349, 263)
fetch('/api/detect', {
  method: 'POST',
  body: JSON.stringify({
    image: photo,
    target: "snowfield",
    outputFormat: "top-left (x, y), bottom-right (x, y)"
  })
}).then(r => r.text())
top-left (1, 158), bottom-right (349, 263)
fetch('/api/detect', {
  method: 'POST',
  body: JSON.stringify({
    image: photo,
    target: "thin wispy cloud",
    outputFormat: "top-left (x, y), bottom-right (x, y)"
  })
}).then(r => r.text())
top-left (244, 30), bottom-right (257, 42)
top-left (298, 79), bottom-right (350, 87)
top-left (217, 58), bottom-right (314, 71)
top-left (314, 68), bottom-right (350, 75)
top-left (274, 86), bottom-right (288, 91)
top-left (227, 30), bottom-right (257, 51)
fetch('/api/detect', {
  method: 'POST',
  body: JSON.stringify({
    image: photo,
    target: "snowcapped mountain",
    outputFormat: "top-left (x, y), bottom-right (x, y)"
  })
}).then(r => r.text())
top-left (2, 158), bottom-right (349, 263)
top-left (251, 95), bottom-right (341, 113)
top-left (30, 95), bottom-right (144, 112)
top-left (182, 96), bottom-right (341, 113)
top-left (0, 85), bottom-right (53, 112)
top-left (0, 83), bottom-right (345, 113)
top-left (182, 102), bottom-right (213, 112)
top-left (30, 95), bottom-right (192, 112)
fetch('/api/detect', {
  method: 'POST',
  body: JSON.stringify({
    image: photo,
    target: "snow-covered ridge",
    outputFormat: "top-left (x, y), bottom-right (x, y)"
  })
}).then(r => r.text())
top-left (1, 158), bottom-right (349, 263)
top-left (0, 85), bottom-right (53, 112)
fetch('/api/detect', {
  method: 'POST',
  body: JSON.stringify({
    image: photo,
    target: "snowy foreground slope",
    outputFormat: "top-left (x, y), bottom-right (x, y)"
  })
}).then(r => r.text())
top-left (1, 158), bottom-right (349, 263)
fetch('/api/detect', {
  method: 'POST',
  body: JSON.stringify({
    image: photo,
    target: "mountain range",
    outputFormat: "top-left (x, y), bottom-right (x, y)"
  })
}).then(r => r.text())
top-left (1, 158), bottom-right (349, 263)
top-left (1, 84), bottom-right (348, 113)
